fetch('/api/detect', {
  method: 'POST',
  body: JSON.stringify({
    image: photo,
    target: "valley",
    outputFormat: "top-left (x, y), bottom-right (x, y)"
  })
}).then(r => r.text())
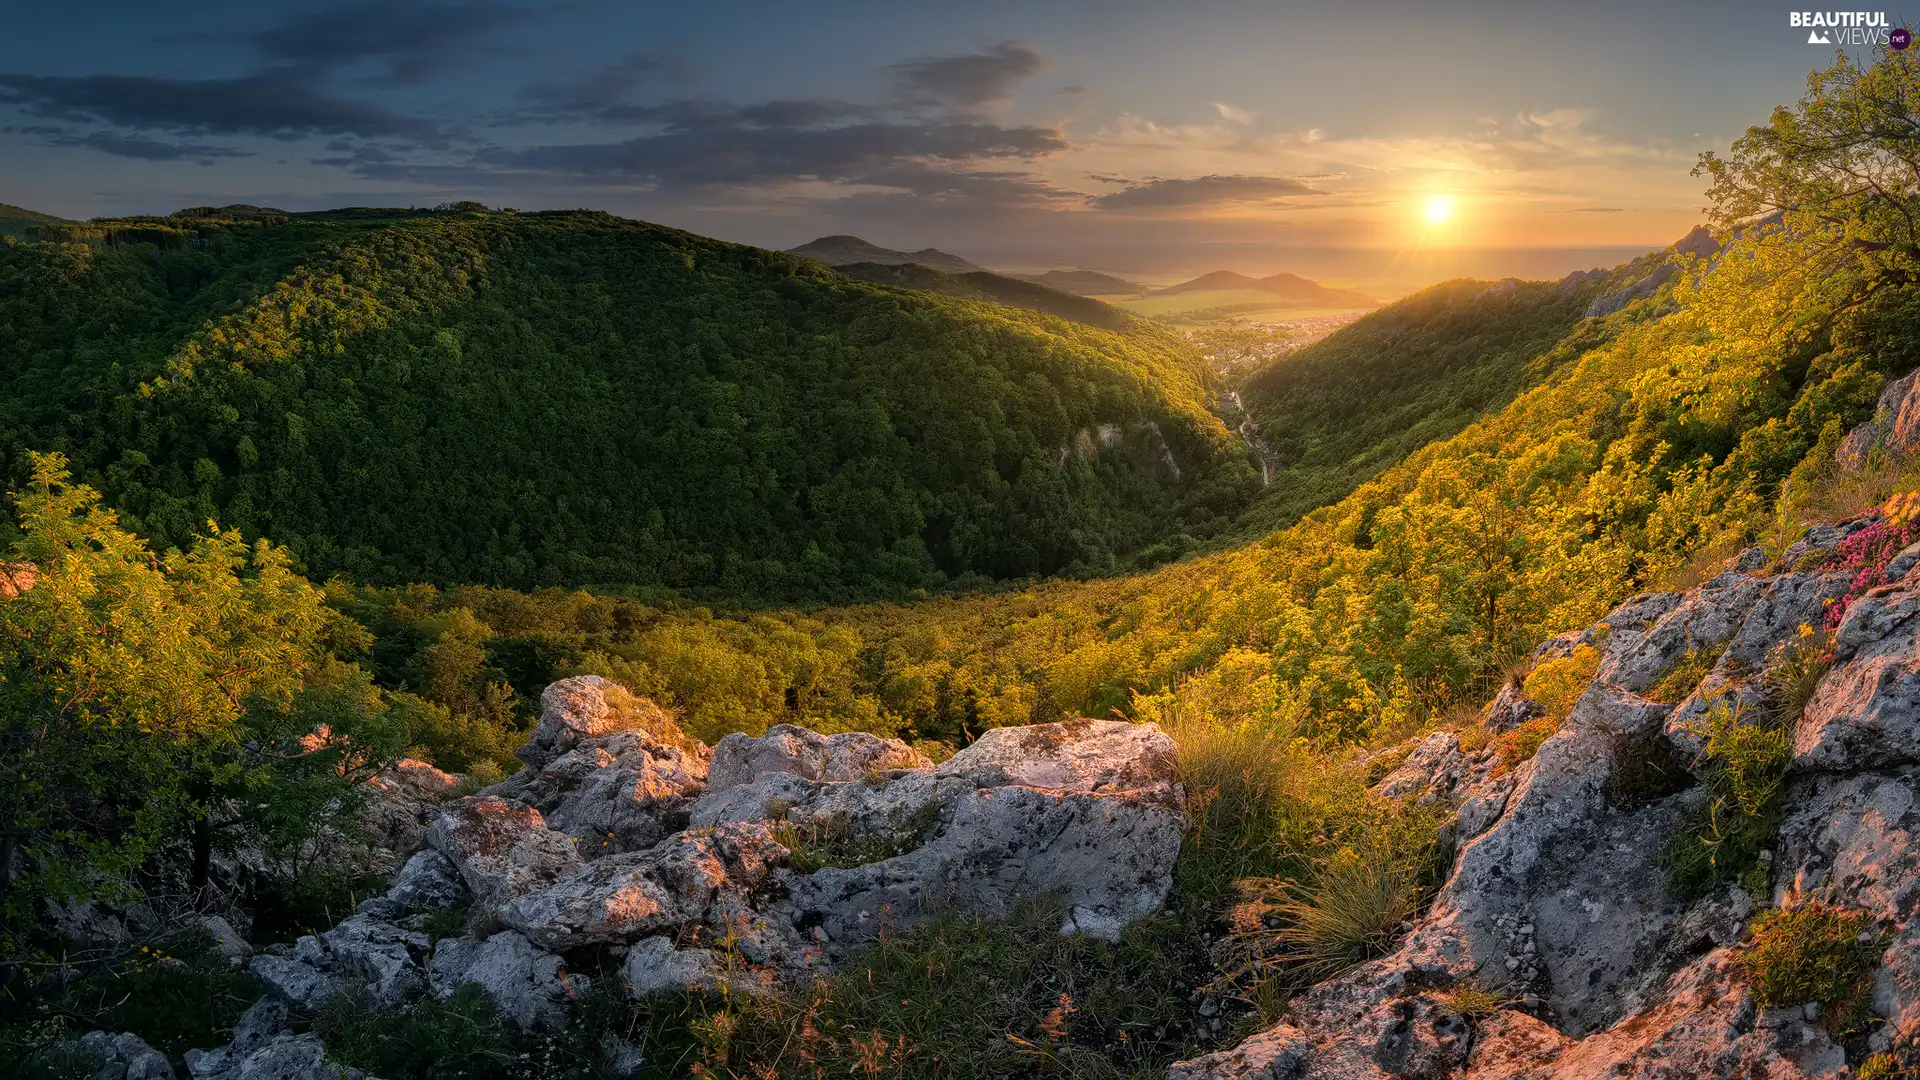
top-left (7, 35), bottom-right (1920, 1080)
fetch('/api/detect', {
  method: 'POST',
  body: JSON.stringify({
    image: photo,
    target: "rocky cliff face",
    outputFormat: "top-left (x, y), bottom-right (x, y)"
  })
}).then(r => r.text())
top-left (1171, 519), bottom-right (1920, 1079)
top-left (163, 678), bottom-right (1185, 1077)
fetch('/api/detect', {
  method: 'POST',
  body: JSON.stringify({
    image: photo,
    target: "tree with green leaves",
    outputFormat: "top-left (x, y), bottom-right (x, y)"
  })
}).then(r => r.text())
top-left (0, 453), bottom-right (405, 979)
top-left (1697, 39), bottom-right (1920, 306)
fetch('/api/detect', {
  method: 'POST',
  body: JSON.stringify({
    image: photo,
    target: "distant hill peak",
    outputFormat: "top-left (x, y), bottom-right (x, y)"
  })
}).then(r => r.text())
top-left (1152, 269), bottom-right (1378, 308)
top-left (0, 201), bottom-right (71, 238)
top-left (1010, 269), bottom-right (1145, 297)
top-left (787, 235), bottom-right (983, 274)
top-left (1154, 271), bottom-right (1261, 295)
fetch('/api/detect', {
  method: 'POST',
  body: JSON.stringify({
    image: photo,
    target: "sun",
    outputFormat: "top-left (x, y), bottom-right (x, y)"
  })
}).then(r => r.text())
top-left (1422, 194), bottom-right (1455, 225)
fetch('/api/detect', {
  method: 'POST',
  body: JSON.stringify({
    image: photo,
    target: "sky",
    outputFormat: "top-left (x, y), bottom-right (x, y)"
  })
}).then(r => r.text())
top-left (0, 1), bottom-right (1883, 289)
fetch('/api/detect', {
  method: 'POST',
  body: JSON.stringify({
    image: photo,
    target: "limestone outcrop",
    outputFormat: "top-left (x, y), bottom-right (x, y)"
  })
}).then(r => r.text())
top-left (1171, 531), bottom-right (1920, 1079)
top-left (168, 675), bottom-right (1186, 1073)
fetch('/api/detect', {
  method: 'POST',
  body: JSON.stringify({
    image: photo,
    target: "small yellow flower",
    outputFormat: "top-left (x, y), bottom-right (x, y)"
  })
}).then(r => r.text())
top-left (1798, 623), bottom-right (1814, 639)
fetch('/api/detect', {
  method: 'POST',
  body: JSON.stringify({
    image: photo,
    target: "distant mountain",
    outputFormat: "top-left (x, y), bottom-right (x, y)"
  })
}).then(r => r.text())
top-left (1154, 270), bottom-right (1262, 295)
top-left (788, 235), bottom-right (984, 274)
top-left (1251, 272), bottom-right (1378, 308)
top-left (834, 262), bottom-right (1135, 332)
top-left (1152, 270), bottom-right (1378, 308)
top-left (0, 201), bottom-right (69, 238)
top-left (1010, 269), bottom-right (1144, 296)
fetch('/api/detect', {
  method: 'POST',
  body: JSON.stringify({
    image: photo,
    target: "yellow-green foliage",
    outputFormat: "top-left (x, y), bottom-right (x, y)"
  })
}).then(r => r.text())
top-left (1522, 644), bottom-right (1600, 719)
top-left (1495, 715), bottom-right (1560, 775)
top-left (1646, 646), bottom-right (1724, 705)
top-left (1668, 703), bottom-right (1792, 894)
top-left (1741, 903), bottom-right (1879, 1014)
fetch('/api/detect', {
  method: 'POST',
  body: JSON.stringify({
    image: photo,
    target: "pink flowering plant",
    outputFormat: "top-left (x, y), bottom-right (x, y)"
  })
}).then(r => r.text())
top-left (1822, 492), bottom-right (1920, 629)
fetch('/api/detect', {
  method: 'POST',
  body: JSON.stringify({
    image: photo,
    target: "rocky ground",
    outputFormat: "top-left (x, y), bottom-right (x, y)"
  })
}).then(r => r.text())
top-left (62, 371), bottom-right (1920, 1079)
top-left (73, 677), bottom-right (1187, 1078)
top-left (1169, 517), bottom-right (1920, 1079)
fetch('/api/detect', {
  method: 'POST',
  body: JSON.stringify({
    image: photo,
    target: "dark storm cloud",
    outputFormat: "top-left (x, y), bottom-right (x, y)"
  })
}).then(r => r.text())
top-left (0, 70), bottom-right (438, 139)
top-left (253, 0), bottom-right (542, 83)
top-left (888, 42), bottom-right (1043, 109)
top-left (1086, 174), bottom-right (1320, 210)
top-left (22, 126), bottom-right (252, 163)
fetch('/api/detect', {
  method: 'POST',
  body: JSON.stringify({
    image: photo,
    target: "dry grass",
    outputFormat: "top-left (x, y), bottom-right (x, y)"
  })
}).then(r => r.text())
top-left (1439, 984), bottom-right (1511, 1020)
top-left (1258, 855), bottom-right (1418, 983)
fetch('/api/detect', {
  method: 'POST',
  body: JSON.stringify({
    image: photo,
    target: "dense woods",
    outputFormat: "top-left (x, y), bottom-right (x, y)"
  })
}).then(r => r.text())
top-left (11, 42), bottom-right (1920, 1080)
top-left (0, 209), bottom-right (1257, 600)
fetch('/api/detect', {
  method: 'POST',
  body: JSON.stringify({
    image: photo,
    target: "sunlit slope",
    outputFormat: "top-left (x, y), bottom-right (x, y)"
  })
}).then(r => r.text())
top-left (0, 207), bottom-right (1259, 597)
top-left (1233, 265), bottom-right (1647, 532)
top-left (352, 232), bottom-right (1920, 746)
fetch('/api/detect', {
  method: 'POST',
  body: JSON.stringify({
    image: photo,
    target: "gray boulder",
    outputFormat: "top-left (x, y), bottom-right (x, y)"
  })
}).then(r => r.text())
top-left (1837, 368), bottom-right (1920, 467)
top-left (1798, 576), bottom-right (1920, 771)
top-left (517, 675), bottom-right (687, 768)
top-left (535, 730), bottom-right (709, 855)
top-left (68, 1031), bottom-right (175, 1080)
top-left (247, 947), bottom-right (344, 1011)
top-left (1774, 771), bottom-right (1920, 1048)
top-left (500, 821), bottom-right (788, 951)
top-left (622, 934), bottom-right (728, 998)
top-left (427, 930), bottom-right (569, 1029)
top-left (318, 916), bottom-right (429, 1005)
top-left (1479, 681), bottom-right (1542, 735)
top-left (424, 796), bottom-right (583, 906)
top-left (707, 724), bottom-right (926, 793)
top-left (379, 848), bottom-right (468, 913)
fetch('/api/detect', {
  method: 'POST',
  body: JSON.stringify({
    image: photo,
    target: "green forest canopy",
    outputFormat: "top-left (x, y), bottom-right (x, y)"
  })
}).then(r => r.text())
top-left (0, 208), bottom-right (1260, 600)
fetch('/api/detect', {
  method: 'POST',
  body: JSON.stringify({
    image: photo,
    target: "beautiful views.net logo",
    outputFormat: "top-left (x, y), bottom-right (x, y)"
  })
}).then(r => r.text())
top-left (1789, 11), bottom-right (1901, 46)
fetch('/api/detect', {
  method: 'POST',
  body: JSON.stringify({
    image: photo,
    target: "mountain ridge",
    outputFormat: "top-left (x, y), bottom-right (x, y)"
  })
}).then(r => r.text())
top-left (786, 234), bottom-right (984, 274)
top-left (1152, 269), bottom-right (1378, 307)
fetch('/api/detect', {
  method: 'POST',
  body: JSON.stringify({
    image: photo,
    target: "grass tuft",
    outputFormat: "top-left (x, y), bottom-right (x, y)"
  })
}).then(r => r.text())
top-left (1741, 901), bottom-right (1880, 1030)
top-left (1439, 984), bottom-right (1511, 1020)
top-left (1763, 625), bottom-right (1834, 724)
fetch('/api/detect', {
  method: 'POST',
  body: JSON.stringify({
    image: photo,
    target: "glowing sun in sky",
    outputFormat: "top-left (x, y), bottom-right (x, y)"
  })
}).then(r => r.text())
top-left (1422, 194), bottom-right (1456, 226)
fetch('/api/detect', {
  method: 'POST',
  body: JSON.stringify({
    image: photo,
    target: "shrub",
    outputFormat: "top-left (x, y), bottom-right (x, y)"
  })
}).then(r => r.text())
top-left (679, 901), bottom-right (1210, 1079)
top-left (1495, 715), bottom-right (1559, 775)
top-left (0, 929), bottom-right (261, 1065)
top-left (1646, 645), bottom-right (1725, 704)
top-left (1520, 644), bottom-right (1600, 720)
top-left (1741, 902), bottom-right (1879, 1023)
top-left (314, 984), bottom-right (518, 1079)
top-left (1667, 703), bottom-right (1791, 895)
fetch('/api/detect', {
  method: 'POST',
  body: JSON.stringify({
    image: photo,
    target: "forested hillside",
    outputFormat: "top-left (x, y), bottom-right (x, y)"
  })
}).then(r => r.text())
top-left (0, 202), bottom-right (66, 238)
top-left (830, 260), bottom-right (1137, 332)
top-left (320, 215), bottom-right (1919, 750)
top-left (0, 209), bottom-right (1259, 598)
top-left (1235, 261), bottom-right (1655, 531)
